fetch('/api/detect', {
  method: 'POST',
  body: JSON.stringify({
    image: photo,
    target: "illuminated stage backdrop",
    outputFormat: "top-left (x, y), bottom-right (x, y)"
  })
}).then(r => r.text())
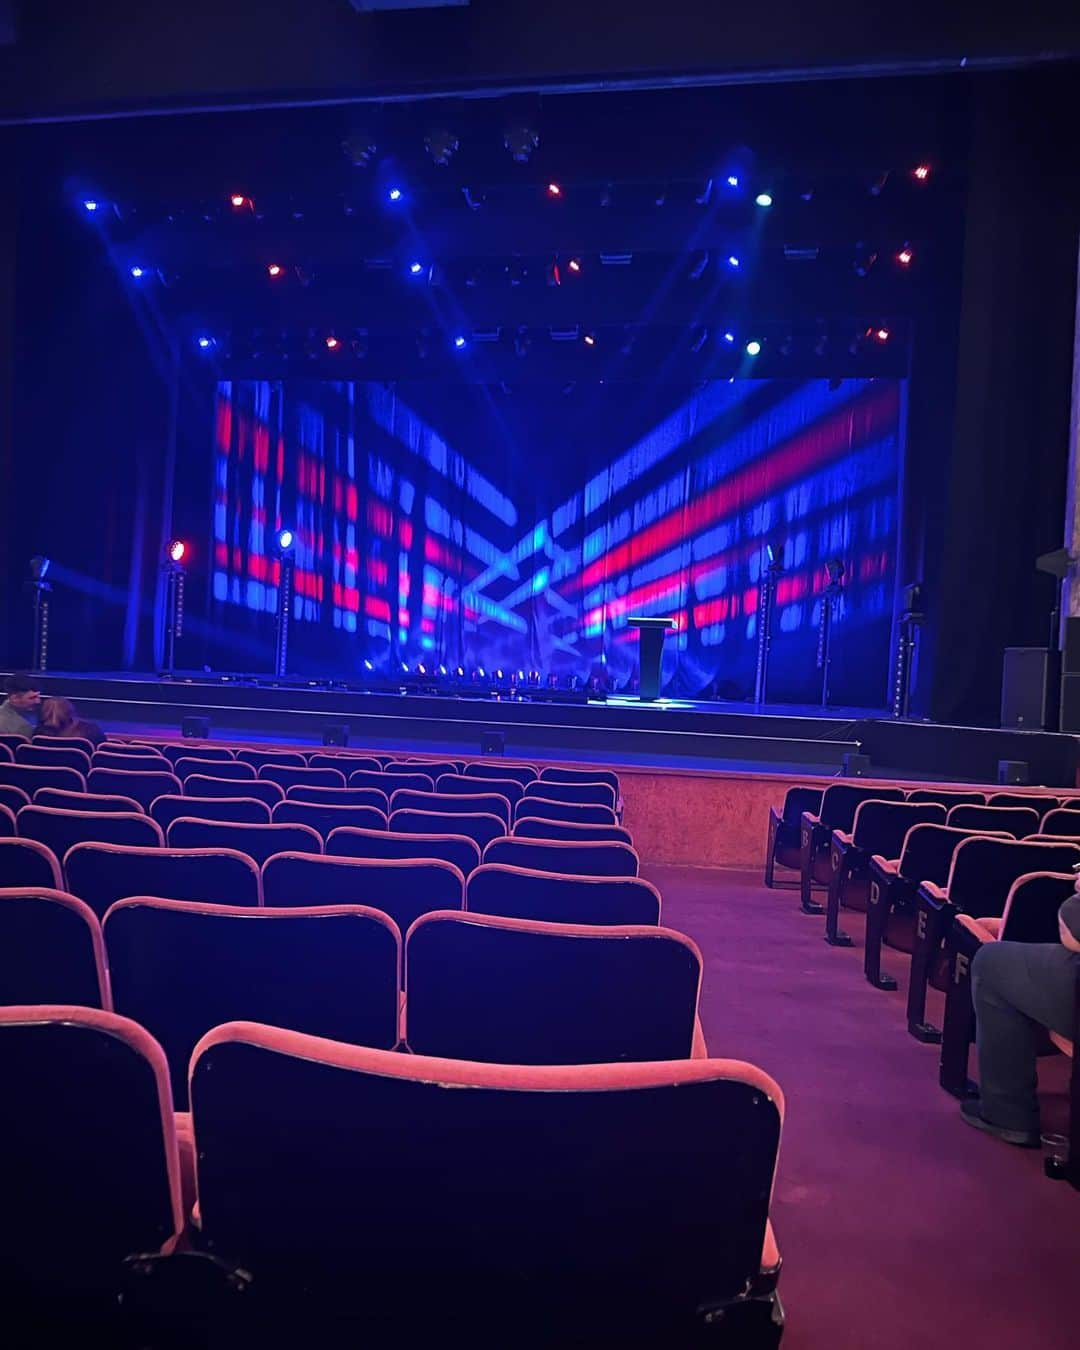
top-left (211, 377), bottom-right (903, 705)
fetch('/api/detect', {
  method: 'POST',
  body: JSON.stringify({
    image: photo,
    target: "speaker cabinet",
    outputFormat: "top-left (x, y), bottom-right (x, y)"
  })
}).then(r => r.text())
top-left (1000, 647), bottom-right (1059, 730)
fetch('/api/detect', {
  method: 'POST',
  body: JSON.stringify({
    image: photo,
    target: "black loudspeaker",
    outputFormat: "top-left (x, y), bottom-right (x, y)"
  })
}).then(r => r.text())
top-left (1061, 616), bottom-right (1080, 673)
top-left (181, 716), bottom-right (210, 739)
top-left (842, 752), bottom-right (871, 777)
top-left (480, 731), bottom-right (505, 755)
top-left (322, 724), bottom-right (349, 746)
top-left (997, 760), bottom-right (1030, 785)
top-left (1000, 648), bottom-right (1059, 730)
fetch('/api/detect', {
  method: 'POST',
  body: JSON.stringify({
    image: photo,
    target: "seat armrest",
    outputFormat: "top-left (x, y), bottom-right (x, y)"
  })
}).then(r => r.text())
top-left (954, 913), bottom-right (997, 943)
top-left (691, 1013), bottom-right (708, 1059)
top-left (832, 830), bottom-right (854, 847)
top-left (870, 854), bottom-right (899, 875)
top-left (1048, 1031), bottom-right (1074, 1057)
top-left (918, 881), bottom-right (948, 906)
top-left (800, 812), bottom-right (821, 828)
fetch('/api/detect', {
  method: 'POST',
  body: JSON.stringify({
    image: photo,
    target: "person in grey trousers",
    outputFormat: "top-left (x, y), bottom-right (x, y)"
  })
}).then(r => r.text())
top-left (962, 890), bottom-right (1080, 1146)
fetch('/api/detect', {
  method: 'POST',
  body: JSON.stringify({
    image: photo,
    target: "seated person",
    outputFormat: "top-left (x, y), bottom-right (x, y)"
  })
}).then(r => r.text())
top-left (0, 673), bottom-right (41, 739)
top-left (36, 695), bottom-right (106, 748)
top-left (963, 889), bottom-right (1080, 1146)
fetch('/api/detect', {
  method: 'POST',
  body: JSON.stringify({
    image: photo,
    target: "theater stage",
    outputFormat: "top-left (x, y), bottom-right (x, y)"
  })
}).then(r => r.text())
top-left (16, 671), bottom-right (1079, 870)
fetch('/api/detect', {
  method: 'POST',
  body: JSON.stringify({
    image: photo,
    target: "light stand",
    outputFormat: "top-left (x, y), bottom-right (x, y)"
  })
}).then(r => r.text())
top-left (753, 544), bottom-right (783, 706)
top-left (274, 530), bottom-right (297, 679)
top-left (817, 559), bottom-right (845, 707)
top-left (892, 582), bottom-right (925, 719)
top-left (161, 554), bottom-right (186, 676)
top-left (29, 556), bottom-right (51, 673)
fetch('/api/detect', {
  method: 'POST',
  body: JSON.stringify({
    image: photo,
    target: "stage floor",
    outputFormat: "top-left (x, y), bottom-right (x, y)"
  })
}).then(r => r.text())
top-left (14, 669), bottom-right (1080, 788)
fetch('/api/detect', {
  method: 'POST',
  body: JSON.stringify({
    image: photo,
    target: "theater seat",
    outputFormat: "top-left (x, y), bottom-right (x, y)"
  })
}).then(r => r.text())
top-left (389, 789), bottom-right (511, 830)
top-left (189, 1025), bottom-right (784, 1342)
top-left (0, 802), bottom-right (14, 835)
top-left (939, 871), bottom-right (1077, 1098)
top-left (166, 819), bottom-right (323, 867)
top-left (271, 799), bottom-right (387, 839)
top-left (0, 762), bottom-right (87, 796)
top-left (0, 783), bottom-right (31, 816)
top-left (86, 768), bottom-right (181, 812)
top-left (0, 889), bottom-right (110, 1008)
top-left (285, 785), bottom-right (390, 812)
top-left (0, 1005), bottom-right (182, 1305)
top-left (326, 826), bottom-right (481, 877)
top-left (104, 898), bottom-right (400, 1107)
top-left (185, 776), bottom-right (284, 808)
top-left (173, 758), bottom-right (256, 783)
top-left (0, 837), bottom-right (63, 889)
top-left (16, 743), bottom-right (92, 774)
top-left (436, 773), bottom-right (524, 806)
top-left (522, 779), bottom-right (618, 810)
top-left (349, 769), bottom-right (433, 794)
top-left (64, 844), bottom-right (262, 918)
top-left (514, 798), bottom-right (618, 827)
top-left (404, 911), bottom-right (700, 1062)
top-left (464, 760), bottom-right (538, 787)
top-left (235, 749), bottom-right (307, 771)
top-left (33, 789), bottom-right (144, 815)
top-left (483, 836), bottom-right (639, 877)
top-left (17, 806), bottom-right (163, 858)
top-left (539, 765), bottom-right (621, 794)
top-left (261, 853), bottom-right (463, 934)
top-left (764, 786), bottom-right (824, 888)
top-left (390, 808), bottom-right (506, 851)
top-left (150, 794), bottom-right (273, 832)
top-left (466, 864), bottom-right (660, 925)
top-left (512, 816), bottom-right (633, 845)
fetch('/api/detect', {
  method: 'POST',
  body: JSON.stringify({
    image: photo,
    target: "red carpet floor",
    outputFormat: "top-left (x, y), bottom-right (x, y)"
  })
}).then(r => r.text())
top-left (646, 864), bottom-right (1077, 1350)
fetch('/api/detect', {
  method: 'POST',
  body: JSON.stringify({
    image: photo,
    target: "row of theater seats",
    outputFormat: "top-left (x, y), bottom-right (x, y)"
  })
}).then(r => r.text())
top-left (1, 739), bottom-right (786, 1345)
top-left (766, 780), bottom-right (1079, 1189)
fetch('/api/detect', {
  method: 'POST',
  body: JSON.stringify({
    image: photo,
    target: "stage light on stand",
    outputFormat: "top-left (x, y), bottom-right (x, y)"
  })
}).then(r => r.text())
top-left (583, 332), bottom-right (596, 346)
top-left (546, 182), bottom-right (562, 198)
top-left (453, 334), bottom-right (467, 349)
top-left (755, 192), bottom-right (773, 207)
top-left (325, 336), bottom-right (340, 350)
top-left (726, 175), bottom-right (739, 188)
top-left (267, 263), bottom-right (283, 277)
top-left (273, 529), bottom-right (296, 679)
top-left (28, 556), bottom-right (52, 673)
top-left (196, 336), bottom-right (215, 350)
top-left (387, 187), bottom-right (403, 202)
top-left (745, 339), bottom-right (762, 357)
top-left (726, 255), bottom-right (741, 269)
top-left (408, 261), bottom-right (424, 275)
top-left (871, 326), bottom-right (891, 344)
top-left (82, 199), bottom-right (99, 213)
top-left (130, 265), bottom-right (146, 278)
top-left (229, 193), bottom-right (249, 209)
top-left (567, 257), bottom-right (582, 273)
top-left (723, 331), bottom-right (735, 344)
top-left (161, 541), bottom-right (187, 677)
top-left (896, 245), bottom-right (914, 267)
top-left (912, 164), bottom-right (931, 182)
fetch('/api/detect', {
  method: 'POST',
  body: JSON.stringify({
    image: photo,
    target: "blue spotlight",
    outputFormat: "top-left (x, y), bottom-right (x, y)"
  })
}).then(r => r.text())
top-left (408, 261), bottom-right (423, 275)
top-left (129, 265), bottom-right (145, 278)
top-left (723, 332), bottom-right (735, 343)
top-left (755, 192), bottom-right (773, 208)
top-left (726, 175), bottom-right (739, 188)
top-left (388, 187), bottom-right (403, 202)
top-left (727, 255), bottom-right (740, 269)
top-left (453, 334), bottom-right (467, 349)
top-left (196, 336), bottom-right (214, 350)
top-left (82, 199), bottom-right (99, 213)
top-left (363, 659), bottom-right (374, 671)
top-left (745, 339), bottom-right (762, 356)
top-left (276, 527), bottom-right (295, 552)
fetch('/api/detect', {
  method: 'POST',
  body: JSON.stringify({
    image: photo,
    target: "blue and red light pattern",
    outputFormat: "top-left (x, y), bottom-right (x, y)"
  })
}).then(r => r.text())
top-left (212, 377), bottom-right (903, 703)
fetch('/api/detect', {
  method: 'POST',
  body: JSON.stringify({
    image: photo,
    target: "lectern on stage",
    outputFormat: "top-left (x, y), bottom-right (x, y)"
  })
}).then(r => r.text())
top-left (627, 615), bottom-right (677, 701)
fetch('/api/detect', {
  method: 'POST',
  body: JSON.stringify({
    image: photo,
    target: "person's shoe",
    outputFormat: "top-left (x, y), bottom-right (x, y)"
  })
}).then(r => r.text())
top-left (960, 1098), bottom-right (1040, 1148)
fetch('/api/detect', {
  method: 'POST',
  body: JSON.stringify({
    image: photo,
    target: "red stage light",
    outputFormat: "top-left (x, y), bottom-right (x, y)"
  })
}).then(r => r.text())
top-left (229, 193), bottom-right (247, 208)
top-left (547, 182), bottom-right (562, 197)
top-left (267, 263), bottom-right (282, 277)
top-left (912, 164), bottom-right (931, 182)
top-left (168, 539), bottom-right (186, 563)
top-left (325, 336), bottom-right (340, 350)
top-left (873, 327), bottom-right (890, 343)
top-left (896, 246), bottom-right (913, 267)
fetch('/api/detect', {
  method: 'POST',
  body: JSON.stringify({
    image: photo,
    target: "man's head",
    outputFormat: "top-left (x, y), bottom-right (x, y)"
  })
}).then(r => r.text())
top-left (3, 674), bottom-right (42, 713)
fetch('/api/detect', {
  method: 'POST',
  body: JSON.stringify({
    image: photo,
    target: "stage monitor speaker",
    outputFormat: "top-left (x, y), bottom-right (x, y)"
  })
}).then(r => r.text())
top-left (1060, 673), bottom-right (1080, 734)
top-left (1000, 647), bottom-right (1059, 730)
top-left (480, 731), bottom-right (505, 755)
top-left (322, 724), bottom-right (349, 747)
top-left (181, 715), bottom-right (210, 739)
top-left (997, 760), bottom-right (1030, 785)
top-left (842, 752), bottom-right (871, 777)
top-left (1061, 616), bottom-right (1080, 674)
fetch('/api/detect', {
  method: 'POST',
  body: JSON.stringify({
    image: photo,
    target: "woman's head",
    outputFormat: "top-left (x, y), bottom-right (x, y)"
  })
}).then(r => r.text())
top-left (39, 696), bottom-right (77, 732)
